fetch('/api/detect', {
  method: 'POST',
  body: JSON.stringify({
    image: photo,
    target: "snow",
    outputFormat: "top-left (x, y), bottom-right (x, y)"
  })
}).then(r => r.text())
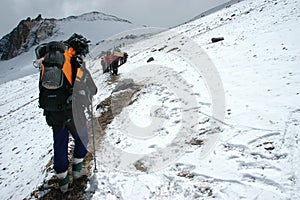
top-left (1, 0), bottom-right (300, 199)
top-left (0, 74), bottom-right (52, 199)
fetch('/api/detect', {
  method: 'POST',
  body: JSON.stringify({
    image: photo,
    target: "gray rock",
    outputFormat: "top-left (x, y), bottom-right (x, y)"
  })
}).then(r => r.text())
top-left (112, 79), bottom-right (135, 93)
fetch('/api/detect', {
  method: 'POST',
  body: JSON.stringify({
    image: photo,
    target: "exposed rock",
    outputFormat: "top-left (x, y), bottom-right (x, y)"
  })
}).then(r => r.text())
top-left (35, 14), bottom-right (42, 21)
top-left (110, 79), bottom-right (141, 117)
top-left (187, 138), bottom-right (203, 146)
top-left (158, 45), bottom-right (168, 51)
top-left (112, 78), bottom-right (136, 93)
top-left (0, 14), bottom-right (56, 60)
top-left (134, 160), bottom-right (148, 172)
top-left (166, 47), bottom-right (180, 53)
top-left (147, 57), bottom-right (154, 63)
top-left (177, 171), bottom-right (195, 178)
top-left (211, 37), bottom-right (224, 43)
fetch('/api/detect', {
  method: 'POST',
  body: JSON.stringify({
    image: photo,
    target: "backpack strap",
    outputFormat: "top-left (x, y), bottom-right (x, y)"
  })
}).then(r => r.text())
top-left (62, 47), bottom-right (76, 86)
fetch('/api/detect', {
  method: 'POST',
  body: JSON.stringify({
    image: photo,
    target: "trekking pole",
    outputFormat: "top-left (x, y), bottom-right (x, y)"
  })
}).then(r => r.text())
top-left (90, 100), bottom-right (97, 172)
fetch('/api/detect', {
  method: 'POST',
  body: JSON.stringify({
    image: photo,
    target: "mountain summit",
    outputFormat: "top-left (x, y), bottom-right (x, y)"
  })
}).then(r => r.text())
top-left (62, 11), bottom-right (132, 23)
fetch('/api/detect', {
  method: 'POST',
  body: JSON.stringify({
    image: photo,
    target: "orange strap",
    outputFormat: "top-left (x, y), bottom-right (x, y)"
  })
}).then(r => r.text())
top-left (62, 47), bottom-right (76, 85)
top-left (40, 58), bottom-right (45, 81)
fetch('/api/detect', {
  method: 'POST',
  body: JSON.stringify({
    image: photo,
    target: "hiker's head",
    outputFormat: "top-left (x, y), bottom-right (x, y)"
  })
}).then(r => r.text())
top-left (65, 33), bottom-right (90, 56)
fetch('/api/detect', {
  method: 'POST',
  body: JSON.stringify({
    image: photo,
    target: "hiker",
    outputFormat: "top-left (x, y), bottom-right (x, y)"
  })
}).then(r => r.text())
top-left (101, 51), bottom-right (111, 73)
top-left (122, 52), bottom-right (128, 64)
top-left (101, 55), bottom-right (107, 73)
top-left (109, 51), bottom-right (128, 75)
top-left (35, 33), bottom-right (97, 193)
top-left (109, 51), bottom-right (115, 71)
top-left (110, 56), bottom-right (120, 75)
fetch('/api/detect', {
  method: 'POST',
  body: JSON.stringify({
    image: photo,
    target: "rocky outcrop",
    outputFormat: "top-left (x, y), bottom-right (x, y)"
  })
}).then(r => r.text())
top-left (0, 14), bottom-right (56, 60)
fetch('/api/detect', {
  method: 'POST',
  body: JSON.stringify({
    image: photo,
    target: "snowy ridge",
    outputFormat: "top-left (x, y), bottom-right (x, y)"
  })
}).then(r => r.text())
top-left (187, 0), bottom-right (242, 24)
top-left (0, 0), bottom-right (299, 199)
top-left (61, 11), bottom-right (132, 24)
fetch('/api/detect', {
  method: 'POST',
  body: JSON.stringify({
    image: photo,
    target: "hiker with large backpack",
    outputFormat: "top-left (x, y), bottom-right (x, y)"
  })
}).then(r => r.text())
top-left (108, 51), bottom-right (128, 75)
top-left (35, 33), bottom-right (97, 193)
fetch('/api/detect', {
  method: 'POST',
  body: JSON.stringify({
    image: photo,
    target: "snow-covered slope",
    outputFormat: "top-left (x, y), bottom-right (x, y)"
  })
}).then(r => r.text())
top-left (88, 0), bottom-right (300, 199)
top-left (0, 0), bottom-right (299, 199)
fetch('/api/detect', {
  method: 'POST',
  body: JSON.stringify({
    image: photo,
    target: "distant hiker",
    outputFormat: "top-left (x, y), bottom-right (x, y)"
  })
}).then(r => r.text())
top-left (35, 33), bottom-right (97, 193)
top-left (101, 55), bottom-right (107, 73)
top-left (109, 52), bottom-right (115, 67)
top-left (110, 56), bottom-right (120, 75)
top-left (99, 48), bottom-right (128, 75)
top-left (109, 51), bottom-right (128, 75)
top-left (101, 51), bottom-right (111, 73)
top-left (123, 52), bottom-right (128, 64)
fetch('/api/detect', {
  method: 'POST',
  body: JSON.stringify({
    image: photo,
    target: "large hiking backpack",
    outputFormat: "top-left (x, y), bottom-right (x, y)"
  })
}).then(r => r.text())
top-left (38, 41), bottom-right (72, 111)
top-left (36, 34), bottom-right (90, 112)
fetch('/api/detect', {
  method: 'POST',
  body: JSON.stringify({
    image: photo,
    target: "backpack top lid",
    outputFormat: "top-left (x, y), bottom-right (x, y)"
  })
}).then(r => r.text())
top-left (43, 41), bottom-right (66, 68)
top-left (46, 41), bottom-right (66, 53)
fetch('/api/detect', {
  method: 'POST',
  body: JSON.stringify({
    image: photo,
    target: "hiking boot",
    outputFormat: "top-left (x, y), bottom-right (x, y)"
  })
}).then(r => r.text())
top-left (72, 158), bottom-right (87, 180)
top-left (56, 171), bottom-right (69, 193)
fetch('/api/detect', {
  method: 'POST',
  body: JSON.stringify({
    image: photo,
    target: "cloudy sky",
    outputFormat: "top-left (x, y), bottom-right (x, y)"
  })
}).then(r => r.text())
top-left (0, 0), bottom-right (229, 38)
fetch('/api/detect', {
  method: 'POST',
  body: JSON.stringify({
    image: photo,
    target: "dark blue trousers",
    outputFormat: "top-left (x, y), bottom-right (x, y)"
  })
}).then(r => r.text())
top-left (53, 128), bottom-right (88, 174)
top-left (45, 107), bottom-right (89, 173)
top-left (52, 124), bottom-right (88, 173)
